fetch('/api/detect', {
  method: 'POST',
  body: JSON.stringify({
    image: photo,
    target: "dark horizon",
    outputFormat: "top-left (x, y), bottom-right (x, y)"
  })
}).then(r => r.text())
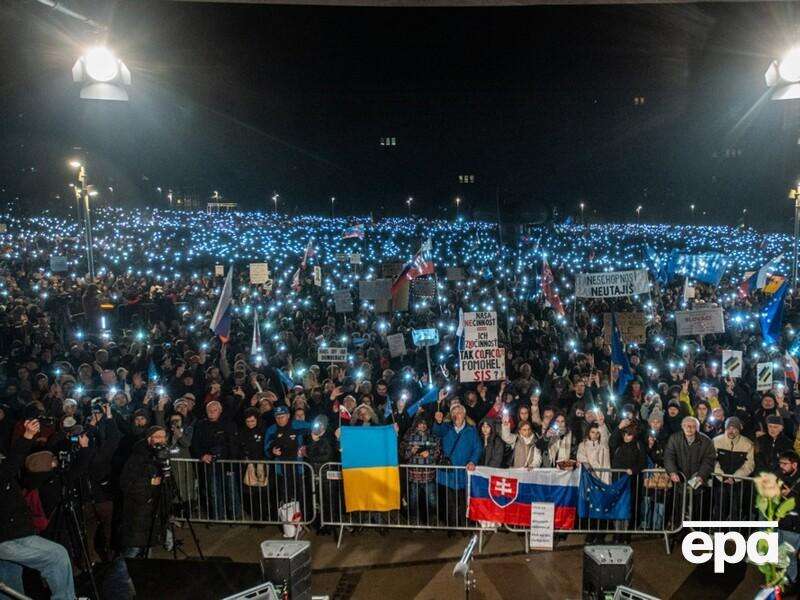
top-left (2, 0), bottom-right (800, 228)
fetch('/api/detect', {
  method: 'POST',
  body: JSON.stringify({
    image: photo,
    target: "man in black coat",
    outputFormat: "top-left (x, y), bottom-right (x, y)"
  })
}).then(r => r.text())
top-left (755, 415), bottom-right (794, 475)
top-left (0, 419), bottom-right (75, 600)
top-left (119, 425), bottom-right (169, 557)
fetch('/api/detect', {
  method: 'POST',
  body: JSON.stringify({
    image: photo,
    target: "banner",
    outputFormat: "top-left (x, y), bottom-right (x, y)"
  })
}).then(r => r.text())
top-left (675, 307), bottom-right (725, 337)
top-left (757, 362), bottom-right (773, 392)
top-left (461, 312), bottom-right (498, 349)
top-left (387, 333), bottom-right (406, 357)
top-left (318, 347), bottom-right (347, 363)
top-left (459, 347), bottom-right (506, 382)
top-left (602, 312), bottom-right (646, 345)
top-left (575, 269), bottom-right (649, 298)
top-left (249, 262), bottom-right (270, 285)
top-left (722, 350), bottom-right (743, 378)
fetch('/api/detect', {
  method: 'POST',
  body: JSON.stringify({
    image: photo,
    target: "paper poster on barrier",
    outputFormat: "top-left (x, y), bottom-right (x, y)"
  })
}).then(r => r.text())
top-left (602, 313), bottom-right (646, 345)
top-left (575, 269), bottom-right (649, 298)
top-left (318, 347), bottom-right (347, 363)
top-left (530, 502), bottom-right (555, 551)
top-left (675, 307), bottom-right (725, 337)
top-left (756, 363), bottom-right (773, 392)
top-left (387, 333), bottom-right (406, 357)
top-left (722, 350), bottom-right (743, 378)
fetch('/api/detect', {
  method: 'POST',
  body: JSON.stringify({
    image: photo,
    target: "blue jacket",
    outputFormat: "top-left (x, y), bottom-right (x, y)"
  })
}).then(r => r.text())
top-left (432, 422), bottom-right (482, 489)
top-left (263, 420), bottom-right (313, 461)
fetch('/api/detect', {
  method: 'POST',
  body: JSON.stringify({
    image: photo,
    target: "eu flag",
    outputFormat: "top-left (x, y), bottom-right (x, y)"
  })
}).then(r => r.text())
top-left (611, 313), bottom-right (633, 396)
top-left (761, 282), bottom-right (789, 345)
top-left (578, 467), bottom-right (631, 520)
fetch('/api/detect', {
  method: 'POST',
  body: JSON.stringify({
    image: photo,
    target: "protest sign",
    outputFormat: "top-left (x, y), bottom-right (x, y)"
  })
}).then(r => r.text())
top-left (387, 333), bottom-right (406, 357)
top-left (675, 307), bottom-right (725, 337)
top-left (721, 350), bottom-right (743, 378)
top-left (313, 266), bottom-right (322, 287)
top-left (412, 279), bottom-right (436, 297)
top-left (575, 269), bottom-right (649, 298)
top-left (459, 346), bottom-right (506, 382)
top-left (249, 262), bottom-right (270, 285)
top-left (461, 312), bottom-right (498, 350)
top-left (49, 256), bottom-right (68, 273)
top-left (335, 253), bottom-right (348, 262)
top-left (214, 264), bottom-right (225, 277)
top-left (333, 290), bottom-right (353, 313)
top-left (757, 363), bottom-right (773, 392)
top-left (381, 261), bottom-right (405, 279)
top-left (446, 266), bottom-right (466, 281)
top-left (359, 279), bottom-right (392, 300)
top-left (350, 253), bottom-right (362, 265)
top-left (412, 328), bottom-right (439, 347)
top-left (318, 347), bottom-right (347, 363)
top-left (530, 502), bottom-right (555, 551)
top-left (374, 297), bottom-right (391, 313)
top-left (602, 312), bottom-right (646, 345)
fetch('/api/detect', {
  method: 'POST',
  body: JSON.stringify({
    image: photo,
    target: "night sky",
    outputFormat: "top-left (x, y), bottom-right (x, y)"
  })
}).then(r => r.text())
top-left (2, 0), bottom-right (800, 227)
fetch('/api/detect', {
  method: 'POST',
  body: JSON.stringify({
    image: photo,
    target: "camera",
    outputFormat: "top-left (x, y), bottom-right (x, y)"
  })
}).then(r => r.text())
top-left (151, 443), bottom-right (172, 477)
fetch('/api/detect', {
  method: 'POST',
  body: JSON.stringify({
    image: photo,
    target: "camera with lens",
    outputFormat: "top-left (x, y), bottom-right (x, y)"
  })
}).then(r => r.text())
top-left (150, 442), bottom-right (172, 477)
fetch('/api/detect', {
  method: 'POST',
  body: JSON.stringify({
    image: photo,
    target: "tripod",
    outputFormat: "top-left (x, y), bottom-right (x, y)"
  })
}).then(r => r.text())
top-left (144, 461), bottom-right (204, 560)
top-left (47, 467), bottom-right (101, 600)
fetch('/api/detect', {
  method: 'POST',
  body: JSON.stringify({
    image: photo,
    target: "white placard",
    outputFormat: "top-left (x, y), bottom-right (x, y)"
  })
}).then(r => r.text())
top-left (462, 311), bottom-right (498, 350)
top-left (317, 347), bottom-right (347, 363)
top-left (530, 502), bottom-right (555, 551)
top-left (49, 256), bottom-right (68, 273)
top-left (757, 362), bottom-right (773, 392)
top-left (575, 269), bottom-right (650, 298)
top-left (333, 290), bottom-right (353, 313)
top-left (459, 347), bottom-right (506, 383)
top-left (249, 262), bottom-right (270, 285)
top-left (214, 264), bottom-right (225, 277)
top-left (313, 266), bottom-right (322, 287)
top-left (350, 253), bottom-right (362, 265)
top-left (675, 307), bottom-right (725, 337)
top-left (722, 350), bottom-right (743, 378)
top-left (387, 333), bottom-right (406, 358)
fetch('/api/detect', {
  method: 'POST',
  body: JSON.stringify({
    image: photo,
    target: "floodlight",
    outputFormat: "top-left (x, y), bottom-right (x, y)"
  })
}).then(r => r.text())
top-left (72, 46), bottom-right (131, 101)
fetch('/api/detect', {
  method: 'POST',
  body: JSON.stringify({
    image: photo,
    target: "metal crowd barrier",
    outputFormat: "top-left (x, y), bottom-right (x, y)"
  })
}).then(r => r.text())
top-left (170, 458), bottom-right (317, 529)
top-left (682, 472), bottom-right (759, 534)
top-left (500, 468), bottom-right (685, 554)
top-left (318, 463), bottom-right (485, 548)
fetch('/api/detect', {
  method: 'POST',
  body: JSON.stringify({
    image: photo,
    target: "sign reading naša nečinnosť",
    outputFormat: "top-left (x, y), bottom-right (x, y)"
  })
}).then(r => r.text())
top-left (575, 269), bottom-right (649, 298)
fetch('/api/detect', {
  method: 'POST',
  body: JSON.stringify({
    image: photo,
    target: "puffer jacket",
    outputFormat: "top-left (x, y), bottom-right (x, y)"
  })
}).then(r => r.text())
top-left (713, 432), bottom-right (754, 479)
top-left (119, 439), bottom-right (166, 548)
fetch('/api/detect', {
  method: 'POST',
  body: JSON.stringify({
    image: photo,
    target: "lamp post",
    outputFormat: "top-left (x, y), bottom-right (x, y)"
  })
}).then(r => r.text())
top-left (636, 205), bottom-right (642, 224)
top-left (331, 196), bottom-right (335, 218)
top-left (690, 204), bottom-right (695, 220)
top-left (455, 196), bottom-right (461, 219)
top-left (580, 202), bottom-right (585, 225)
top-left (69, 159), bottom-right (95, 281)
top-left (272, 193), bottom-right (279, 213)
top-left (407, 197), bottom-right (413, 217)
top-left (791, 184), bottom-right (800, 288)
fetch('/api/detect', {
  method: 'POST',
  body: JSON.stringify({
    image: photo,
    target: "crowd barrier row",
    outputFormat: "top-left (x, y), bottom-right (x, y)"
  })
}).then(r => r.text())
top-left (168, 459), bottom-right (762, 553)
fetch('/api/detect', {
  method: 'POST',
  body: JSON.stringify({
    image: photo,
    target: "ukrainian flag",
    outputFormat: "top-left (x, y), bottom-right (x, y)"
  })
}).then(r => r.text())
top-left (340, 425), bottom-right (400, 512)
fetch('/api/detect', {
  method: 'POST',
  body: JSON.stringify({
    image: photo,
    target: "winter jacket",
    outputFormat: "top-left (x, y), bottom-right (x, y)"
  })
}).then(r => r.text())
top-left (713, 433), bottom-right (754, 479)
top-left (119, 439), bottom-right (167, 548)
top-left (755, 434), bottom-right (794, 475)
top-left (0, 437), bottom-right (34, 543)
top-left (478, 428), bottom-right (506, 468)
top-left (401, 427), bottom-right (441, 483)
top-left (663, 431), bottom-right (716, 482)
top-left (500, 423), bottom-right (542, 469)
top-left (577, 439), bottom-right (611, 483)
top-left (432, 422), bottom-right (481, 490)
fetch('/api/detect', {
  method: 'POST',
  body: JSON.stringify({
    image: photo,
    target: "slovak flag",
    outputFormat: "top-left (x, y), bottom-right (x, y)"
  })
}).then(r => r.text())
top-left (541, 257), bottom-right (565, 316)
top-left (301, 238), bottom-right (316, 269)
top-left (785, 351), bottom-right (799, 383)
top-left (391, 239), bottom-right (435, 294)
top-left (343, 224), bottom-right (364, 239)
top-left (210, 267), bottom-right (233, 343)
top-left (468, 466), bottom-right (580, 529)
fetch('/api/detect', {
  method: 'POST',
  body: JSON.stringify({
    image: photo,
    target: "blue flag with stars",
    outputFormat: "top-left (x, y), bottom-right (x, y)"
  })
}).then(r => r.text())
top-left (578, 467), bottom-right (631, 520)
top-left (761, 281), bottom-right (789, 345)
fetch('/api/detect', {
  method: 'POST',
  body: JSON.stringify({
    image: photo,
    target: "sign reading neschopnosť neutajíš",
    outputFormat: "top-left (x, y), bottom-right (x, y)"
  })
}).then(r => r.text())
top-left (575, 269), bottom-right (649, 298)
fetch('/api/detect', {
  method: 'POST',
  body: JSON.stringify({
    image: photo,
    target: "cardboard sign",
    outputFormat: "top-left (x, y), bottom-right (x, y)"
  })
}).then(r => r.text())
top-left (335, 253), bottom-right (349, 262)
top-left (757, 362), bottom-right (773, 392)
top-left (381, 261), bottom-right (405, 279)
top-left (412, 279), bottom-right (436, 297)
top-left (446, 266), bottom-right (466, 281)
top-left (387, 333), bottom-right (406, 358)
top-left (317, 347), bottom-right (347, 363)
top-left (575, 269), bottom-right (649, 298)
top-left (462, 312), bottom-right (498, 350)
top-left (530, 502), bottom-right (555, 551)
top-left (675, 307), bottom-right (725, 337)
top-left (49, 256), bottom-right (68, 273)
top-left (359, 279), bottom-right (392, 300)
top-left (333, 290), bottom-right (353, 313)
top-left (459, 347), bottom-right (506, 382)
top-left (214, 264), bottom-right (225, 277)
top-left (602, 312), bottom-right (646, 345)
top-left (249, 262), bottom-right (270, 285)
top-left (350, 253), bottom-right (362, 265)
top-left (412, 328), bottom-right (439, 347)
top-left (313, 266), bottom-right (322, 287)
top-left (722, 350), bottom-right (743, 378)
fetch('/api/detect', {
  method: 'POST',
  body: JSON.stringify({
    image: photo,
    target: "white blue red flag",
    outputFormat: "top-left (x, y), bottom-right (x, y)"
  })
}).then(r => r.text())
top-left (468, 466), bottom-right (580, 529)
top-left (210, 267), bottom-right (233, 343)
top-left (343, 224), bottom-right (364, 239)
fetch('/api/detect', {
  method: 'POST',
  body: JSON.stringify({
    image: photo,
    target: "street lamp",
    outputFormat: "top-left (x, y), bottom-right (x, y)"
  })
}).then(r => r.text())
top-left (272, 193), bottom-right (279, 213)
top-left (579, 202), bottom-right (585, 225)
top-left (407, 197), bottom-right (413, 217)
top-left (766, 47), bottom-right (800, 100)
top-left (331, 196), bottom-right (335, 218)
top-left (791, 185), bottom-right (800, 288)
top-left (636, 205), bottom-right (642, 224)
top-left (690, 204), bottom-right (695, 219)
top-left (68, 158), bottom-right (95, 280)
top-left (455, 196), bottom-right (461, 219)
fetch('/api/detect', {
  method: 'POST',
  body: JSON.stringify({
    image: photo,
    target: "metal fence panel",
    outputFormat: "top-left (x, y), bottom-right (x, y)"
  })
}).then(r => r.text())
top-left (170, 458), bottom-right (317, 525)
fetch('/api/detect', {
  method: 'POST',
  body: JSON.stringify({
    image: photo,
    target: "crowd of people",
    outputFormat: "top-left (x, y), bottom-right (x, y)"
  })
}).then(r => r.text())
top-left (2, 207), bottom-right (800, 598)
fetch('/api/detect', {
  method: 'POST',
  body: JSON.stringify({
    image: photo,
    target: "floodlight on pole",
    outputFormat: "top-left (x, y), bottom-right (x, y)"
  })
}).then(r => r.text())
top-left (766, 47), bottom-right (800, 100)
top-left (73, 46), bottom-right (131, 101)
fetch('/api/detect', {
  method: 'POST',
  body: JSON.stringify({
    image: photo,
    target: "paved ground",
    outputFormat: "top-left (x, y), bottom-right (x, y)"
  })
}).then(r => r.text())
top-left (151, 523), bottom-right (767, 599)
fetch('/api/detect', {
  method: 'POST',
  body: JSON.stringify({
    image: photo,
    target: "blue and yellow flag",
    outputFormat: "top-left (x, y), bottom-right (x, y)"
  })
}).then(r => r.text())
top-left (340, 426), bottom-right (400, 512)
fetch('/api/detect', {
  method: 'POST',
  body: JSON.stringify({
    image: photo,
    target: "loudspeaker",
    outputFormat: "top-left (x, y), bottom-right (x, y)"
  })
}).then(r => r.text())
top-left (582, 545), bottom-right (633, 600)
top-left (260, 540), bottom-right (311, 600)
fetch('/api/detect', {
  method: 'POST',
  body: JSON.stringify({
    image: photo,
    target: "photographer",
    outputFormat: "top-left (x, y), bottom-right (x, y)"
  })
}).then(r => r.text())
top-left (0, 419), bottom-right (75, 600)
top-left (119, 425), bottom-right (170, 558)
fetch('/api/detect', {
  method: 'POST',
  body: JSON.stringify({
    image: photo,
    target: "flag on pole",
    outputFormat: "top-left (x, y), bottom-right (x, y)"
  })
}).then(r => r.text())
top-left (760, 282), bottom-right (789, 345)
top-left (291, 267), bottom-right (302, 292)
top-left (343, 224), bottom-right (364, 239)
top-left (391, 240), bottom-right (435, 295)
top-left (611, 312), bottom-right (634, 395)
top-left (739, 254), bottom-right (784, 297)
top-left (300, 238), bottom-right (315, 269)
top-left (210, 267), bottom-right (233, 343)
top-left (251, 309), bottom-right (262, 366)
top-left (785, 351), bottom-right (799, 383)
top-left (541, 257), bottom-right (565, 316)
